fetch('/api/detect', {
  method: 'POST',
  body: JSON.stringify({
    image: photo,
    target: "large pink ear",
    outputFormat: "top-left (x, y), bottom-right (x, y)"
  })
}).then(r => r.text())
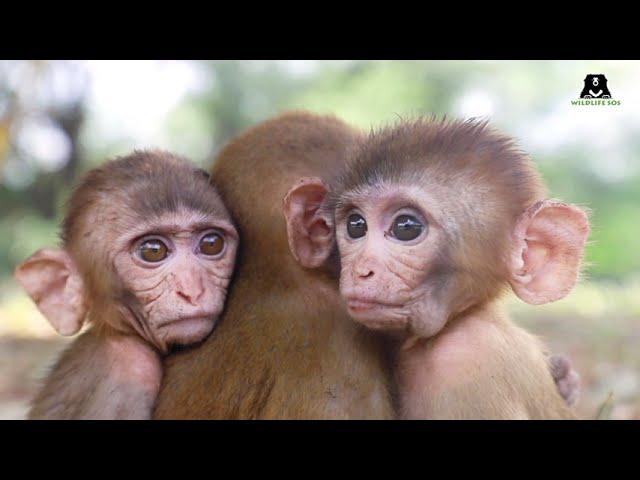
top-left (14, 248), bottom-right (87, 336)
top-left (509, 200), bottom-right (590, 305)
top-left (283, 177), bottom-right (334, 268)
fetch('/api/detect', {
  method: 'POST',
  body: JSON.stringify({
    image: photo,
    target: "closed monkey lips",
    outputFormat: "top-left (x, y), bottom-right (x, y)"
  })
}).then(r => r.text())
top-left (346, 298), bottom-right (400, 311)
top-left (345, 298), bottom-right (408, 330)
top-left (155, 311), bottom-right (220, 347)
top-left (158, 312), bottom-right (218, 329)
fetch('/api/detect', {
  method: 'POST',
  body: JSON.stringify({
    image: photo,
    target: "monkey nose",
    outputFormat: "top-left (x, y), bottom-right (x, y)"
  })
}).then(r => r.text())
top-left (176, 275), bottom-right (205, 305)
top-left (177, 289), bottom-right (201, 305)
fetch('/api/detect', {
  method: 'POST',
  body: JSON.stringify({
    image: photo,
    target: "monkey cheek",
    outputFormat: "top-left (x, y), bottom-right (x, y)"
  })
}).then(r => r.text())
top-left (409, 302), bottom-right (449, 339)
top-left (411, 320), bottom-right (445, 339)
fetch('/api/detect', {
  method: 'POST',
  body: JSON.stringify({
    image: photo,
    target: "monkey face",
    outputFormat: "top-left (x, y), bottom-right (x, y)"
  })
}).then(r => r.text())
top-left (16, 151), bottom-right (241, 356)
top-left (112, 208), bottom-right (238, 352)
top-left (334, 183), bottom-right (460, 338)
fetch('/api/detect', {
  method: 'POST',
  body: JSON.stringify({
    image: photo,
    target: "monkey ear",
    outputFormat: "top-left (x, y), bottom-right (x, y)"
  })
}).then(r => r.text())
top-left (509, 200), bottom-right (590, 305)
top-left (283, 177), bottom-right (334, 268)
top-left (14, 248), bottom-right (88, 336)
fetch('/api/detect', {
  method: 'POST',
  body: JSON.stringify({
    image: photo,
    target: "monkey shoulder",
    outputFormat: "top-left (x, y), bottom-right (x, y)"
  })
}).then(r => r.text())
top-left (88, 335), bottom-right (163, 420)
top-left (405, 310), bottom-right (510, 386)
top-left (102, 335), bottom-right (163, 392)
top-left (29, 332), bottom-right (162, 420)
top-left (397, 310), bottom-right (566, 419)
top-left (59, 331), bottom-right (162, 391)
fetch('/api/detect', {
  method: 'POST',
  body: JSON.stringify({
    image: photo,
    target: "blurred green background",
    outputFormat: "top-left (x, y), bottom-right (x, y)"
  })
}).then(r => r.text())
top-left (1, 60), bottom-right (638, 419)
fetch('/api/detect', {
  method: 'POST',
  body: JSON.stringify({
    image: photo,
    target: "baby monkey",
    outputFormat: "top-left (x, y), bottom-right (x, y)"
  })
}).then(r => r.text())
top-left (285, 118), bottom-right (589, 419)
top-left (15, 150), bottom-right (238, 419)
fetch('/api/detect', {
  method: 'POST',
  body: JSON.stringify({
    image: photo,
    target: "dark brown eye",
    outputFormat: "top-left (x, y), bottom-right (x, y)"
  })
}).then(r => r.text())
top-left (347, 213), bottom-right (367, 239)
top-left (139, 239), bottom-right (169, 262)
top-left (392, 215), bottom-right (425, 241)
top-left (199, 232), bottom-right (225, 256)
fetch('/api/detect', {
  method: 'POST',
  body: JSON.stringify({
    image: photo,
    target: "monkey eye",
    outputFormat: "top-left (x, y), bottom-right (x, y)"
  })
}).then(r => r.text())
top-left (199, 232), bottom-right (225, 257)
top-left (391, 214), bottom-right (425, 241)
top-left (347, 213), bottom-right (367, 239)
top-left (138, 239), bottom-right (169, 263)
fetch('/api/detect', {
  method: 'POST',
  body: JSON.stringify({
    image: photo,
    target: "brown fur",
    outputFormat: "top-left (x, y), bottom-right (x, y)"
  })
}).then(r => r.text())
top-left (153, 112), bottom-right (395, 419)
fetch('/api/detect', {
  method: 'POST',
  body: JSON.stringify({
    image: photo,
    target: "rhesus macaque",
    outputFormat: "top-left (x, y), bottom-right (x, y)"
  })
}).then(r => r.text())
top-left (154, 112), bottom-right (579, 419)
top-left (15, 151), bottom-right (238, 419)
top-left (284, 117), bottom-right (589, 419)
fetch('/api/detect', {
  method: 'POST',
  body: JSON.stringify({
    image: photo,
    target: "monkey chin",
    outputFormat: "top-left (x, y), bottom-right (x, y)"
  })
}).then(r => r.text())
top-left (346, 300), bottom-right (448, 340)
top-left (157, 315), bottom-right (218, 348)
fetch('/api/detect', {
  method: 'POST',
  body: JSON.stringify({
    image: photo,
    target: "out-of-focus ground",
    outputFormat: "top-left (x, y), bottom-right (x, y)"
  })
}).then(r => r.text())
top-left (513, 278), bottom-right (640, 420)
top-left (0, 281), bottom-right (71, 420)
top-left (1, 277), bottom-right (638, 420)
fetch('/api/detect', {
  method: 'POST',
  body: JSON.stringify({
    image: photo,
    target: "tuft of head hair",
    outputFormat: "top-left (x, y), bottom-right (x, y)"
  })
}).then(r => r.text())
top-left (328, 116), bottom-right (546, 220)
top-left (61, 150), bottom-right (225, 248)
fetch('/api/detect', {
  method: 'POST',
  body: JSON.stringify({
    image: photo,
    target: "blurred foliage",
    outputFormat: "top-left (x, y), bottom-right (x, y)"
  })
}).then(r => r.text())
top-left (1, 60), bottom-right (639, 280)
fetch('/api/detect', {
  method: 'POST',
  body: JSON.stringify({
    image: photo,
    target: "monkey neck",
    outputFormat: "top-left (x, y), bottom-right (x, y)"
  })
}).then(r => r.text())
top-left (398, 299), bottom-right (505, 352)
top-left (233, 250), bottom-right (345, 333)
top-left (448, 300), bottom-right (506, 328)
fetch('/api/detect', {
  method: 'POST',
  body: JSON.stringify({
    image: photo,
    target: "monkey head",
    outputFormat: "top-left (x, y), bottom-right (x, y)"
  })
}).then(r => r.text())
top-left (284, 119), bottom-right (589, 339)
top-left (14, 151), bottom-right (239, 353)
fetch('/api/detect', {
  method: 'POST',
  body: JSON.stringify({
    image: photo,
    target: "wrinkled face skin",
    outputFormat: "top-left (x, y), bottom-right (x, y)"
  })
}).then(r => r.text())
top-left (335, 182), bottom-right (462, 339)
top-left (112, 208), bottom-right (238, 353)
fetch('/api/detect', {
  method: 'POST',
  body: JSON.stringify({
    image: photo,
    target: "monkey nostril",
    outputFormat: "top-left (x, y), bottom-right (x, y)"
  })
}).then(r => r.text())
top-left (358, 269), bottom-right (375, 279)
top-left (177, 288), bottom-right (202, 305)
top-left (177, 291), bottom-right (193, 303)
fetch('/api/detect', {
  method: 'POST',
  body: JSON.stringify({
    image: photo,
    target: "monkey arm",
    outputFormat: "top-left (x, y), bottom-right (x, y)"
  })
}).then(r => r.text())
top-left (29, 331), bottom-right (162, 420)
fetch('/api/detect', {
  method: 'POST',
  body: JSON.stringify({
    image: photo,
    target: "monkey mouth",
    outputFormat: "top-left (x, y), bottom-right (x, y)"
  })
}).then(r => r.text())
top-left (346, 298), bottom-right (406, 319)
top-left (346, 299), bottom-right (401, 312)
top-left (344, 298), bottom-right (409, 331)
top-left (158, 312), bottom-right (217, 328)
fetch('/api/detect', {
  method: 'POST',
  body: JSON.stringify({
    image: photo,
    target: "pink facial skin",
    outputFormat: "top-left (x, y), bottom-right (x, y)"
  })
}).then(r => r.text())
top-left (334, 183), bottom-right (589, 341)
top-left (111, 209), bottom-right (239, 353)
top-left (335, 183), bottom-right (453, 338)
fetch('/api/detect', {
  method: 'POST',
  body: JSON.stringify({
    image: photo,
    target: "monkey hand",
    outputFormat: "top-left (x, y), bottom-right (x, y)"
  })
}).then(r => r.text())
top-left (550, 354), bottom-right (580, 406)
